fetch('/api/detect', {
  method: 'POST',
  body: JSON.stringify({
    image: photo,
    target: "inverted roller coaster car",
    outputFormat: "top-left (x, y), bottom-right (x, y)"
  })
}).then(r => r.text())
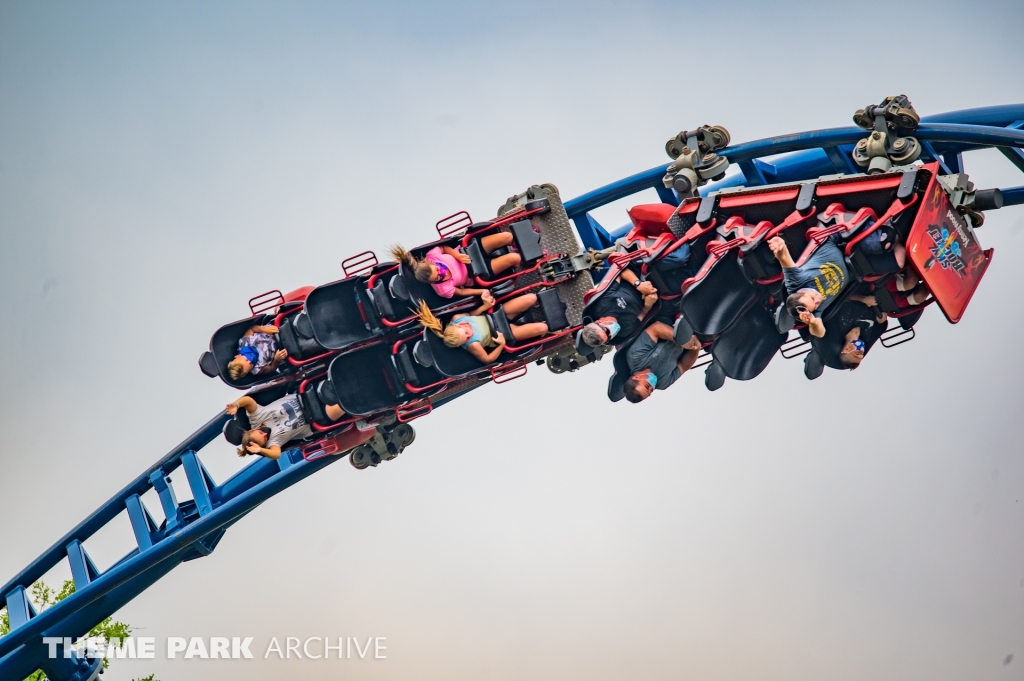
top-left (198, 286), bottom-right (316, 389)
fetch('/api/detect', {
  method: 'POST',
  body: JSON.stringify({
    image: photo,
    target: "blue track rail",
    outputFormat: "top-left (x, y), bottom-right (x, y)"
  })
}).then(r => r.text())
top-left (2, 104), bottom-right (1023, 681)
top-left (564, 105), bottom-right (1024, 250)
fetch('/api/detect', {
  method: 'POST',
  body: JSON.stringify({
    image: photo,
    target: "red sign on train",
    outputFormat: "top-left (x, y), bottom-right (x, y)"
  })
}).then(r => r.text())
top-left (906, 169), bottom-right (993, 324)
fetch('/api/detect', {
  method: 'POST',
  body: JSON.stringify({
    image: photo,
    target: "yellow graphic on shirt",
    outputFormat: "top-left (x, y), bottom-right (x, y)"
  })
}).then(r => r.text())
top-left (814, 262), bottom-right (845, 300)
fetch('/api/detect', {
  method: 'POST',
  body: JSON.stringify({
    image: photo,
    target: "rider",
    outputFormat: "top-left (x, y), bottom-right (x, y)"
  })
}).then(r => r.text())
top-left (226, 393), bottom-right (346, 459)
top-left (415, 293), bottom-right (548, 364)
top-left (391, 236), bottom-right (520, 300)
top-left (227, 324), bottom-right (288, 380)
top-left (580, 268), bottom-right (659, 348)
top-left (813, 295), bottom-right (890, 370)
top-left (621, 321), bottom-right (702, 403)
top-left (768, 235), bottom-right (850, 337)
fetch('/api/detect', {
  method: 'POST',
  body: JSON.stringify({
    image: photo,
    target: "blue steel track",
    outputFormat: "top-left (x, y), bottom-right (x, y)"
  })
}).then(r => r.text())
top-left (2, 104), bottom-right (1023, 681)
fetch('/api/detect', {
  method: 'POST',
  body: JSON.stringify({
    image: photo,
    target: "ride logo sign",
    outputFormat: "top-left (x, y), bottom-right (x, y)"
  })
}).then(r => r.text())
top-left (906, 165), bottom-right (993, 324)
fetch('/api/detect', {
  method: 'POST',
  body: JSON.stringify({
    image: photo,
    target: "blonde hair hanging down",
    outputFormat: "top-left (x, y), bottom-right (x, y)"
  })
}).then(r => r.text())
top-left (389, 245), bottom-right (434, 283)
top-left (414, 300), bottom-right (463, 348)
top-left (227, 358), bottom-right (247, 380)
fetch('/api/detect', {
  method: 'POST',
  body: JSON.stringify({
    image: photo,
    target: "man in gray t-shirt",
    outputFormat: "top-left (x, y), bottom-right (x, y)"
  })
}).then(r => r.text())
top-left (225, 394), bottom-right (345, 459)
top-left (622, 321), bottom-right (701, 403)
top-left (769, 235), bottom-right (850, 338)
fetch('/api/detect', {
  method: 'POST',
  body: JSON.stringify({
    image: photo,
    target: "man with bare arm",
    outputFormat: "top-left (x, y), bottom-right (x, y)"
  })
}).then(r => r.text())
top-left (225, 394), bottom-right (345, 459)
top-left (621, 321), bottom-right (702, 403)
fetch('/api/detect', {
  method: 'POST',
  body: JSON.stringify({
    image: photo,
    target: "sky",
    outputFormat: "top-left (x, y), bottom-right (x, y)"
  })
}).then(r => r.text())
top-left (2, 1), bottom-right (1024, 679)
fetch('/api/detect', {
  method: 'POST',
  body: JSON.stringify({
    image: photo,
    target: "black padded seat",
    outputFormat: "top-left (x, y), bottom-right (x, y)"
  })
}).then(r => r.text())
top-left (489, 308), bottom-right (515, 345)
top-left (198, 351), bottom-right (219, 378)
top-left (207, 313), bottom-right (283, 389)
top-left (366, 277), bottom-right (397, 320)
top-left (709, 304), bottom-right (787, 381)
top-left (738, 244), bottom-right (783, 283)
top-left (397, 261), bottom-right (473, 313)
top-left (299, 380), bottom-right (331, 426)
top-left (223, 419), bottom-right (246, 446)
top-left (466, 241), bottom-right (509, 278)
top-left (389, 272), bottom-right (409, 301)
top-left (327, 344), bottom-right (408, 416)
top-left (536, 288), bottom-right (569, 330)
top-left (316, 380), bottom-right (338, 406)
top-left (422, 328), bottom-right (493, 377)
top-left (899, 309), bottom-right (924, 329)
top-left (509, 219), bottom-right (543, 262)
top-left (606, 336), bottom-right (638, 403)
top-left (804, 350), bottom-right (825, 380)
top-left (277, 312), bottom-right (328, 360)
top-left (846, 246), bottom-right (902, 281)
top-left (394, 343), bottom-right (444, 387)
top-left (575, 329), bottom-right (595, 357)
top-left (304, 279), bottom-right (382, 350)
top-left (680, 255), bottom-right (758, 336)
top-left (413, 339), bottom-right (434, 367)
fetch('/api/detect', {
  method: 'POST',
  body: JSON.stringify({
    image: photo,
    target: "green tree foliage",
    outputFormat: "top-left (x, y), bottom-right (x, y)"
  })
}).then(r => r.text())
top-left (0, 580), bottom-right (158, 681)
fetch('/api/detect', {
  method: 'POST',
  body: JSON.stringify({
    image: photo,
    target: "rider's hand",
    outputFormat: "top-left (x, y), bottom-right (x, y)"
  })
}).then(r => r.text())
top-left (481, 291), bottom-right (495, 306)
top-left (263, 326), bottom-right (279, 334)
top-left (643, 292), bottom-right (659, 306)
top-left (494, 332), bottom-right (506, 346)
top-left (245, 442), bottom-right (263, 454)
top-left (636, 281), bottom-right (656, 296)
top-left (225, 402), bottom-right (238, 415)
top-left (457, 252), bottom-right (472, 265)
top-left (861, 295), bottom-right (877, 307)
top-left (683, 335), bottom-right (702, 351)
top-left (274, 349), bottom-right (288, 361)
top-left (768, 237), bottom-right (786, 258)
top-left (797, 310), bottom-right (814, 325)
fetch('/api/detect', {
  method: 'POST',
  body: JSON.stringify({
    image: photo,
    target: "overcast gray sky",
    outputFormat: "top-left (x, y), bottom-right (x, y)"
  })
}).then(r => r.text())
top-left (3, 1), bottom-right (1024, 680)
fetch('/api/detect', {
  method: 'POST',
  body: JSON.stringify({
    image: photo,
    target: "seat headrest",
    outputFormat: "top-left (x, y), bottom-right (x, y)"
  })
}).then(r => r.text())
top-left (704, 360), bottom-right (726, 391)
top-left (803, 350), bottom-right (824, 380)
top-left (672, 316), bottom-right (694, 345)
top-left (294, 312), bottom-right (314, 338)
top-left (316, 379), bottom-right (339, 406)
top-left (198, 351), bottom-right (220, 378)
top-left (628, 203), bottom-right (677, 237)
top-left (575, 329), bottom-right (595, 356)
top-left (775, 304), bottom-right (795, 333)
top-left (413, 339), bottom-right (434, 367)
top-left (389, 273), bottom-right (409, 301)
top-left (223, 419), bottom-right (246, 446)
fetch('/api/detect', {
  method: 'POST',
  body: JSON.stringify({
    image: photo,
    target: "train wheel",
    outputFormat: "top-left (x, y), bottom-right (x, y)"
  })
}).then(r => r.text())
top-left (350, 446), bottom-right (370, 470)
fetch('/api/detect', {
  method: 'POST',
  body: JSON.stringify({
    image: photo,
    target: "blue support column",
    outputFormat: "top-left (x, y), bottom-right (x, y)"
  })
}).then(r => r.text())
top-left (654, 184), bottom-right (680, 206)
top-left (5, 585), bottom-right (36, 630)
top-left (823, 145), bottom-right (860, 175)
top-left (66, 540), bottom-right (100, 590)
top-left (181, 451), bottom-right (213, 517)
top-left (998, 122), bottom-right (1024, 173)
top-left (149, 470), bottom-right (181, 532)
top-left (920, 141), bottom-right (952, 174)
top-left (570, 212), bottom-right (612, 250)
top-left (738, 158), bottom-right (776, 186)
top-left (125, 494), bottom-right (156, 551)
top-left (942, 151), bottom-right (963, 173)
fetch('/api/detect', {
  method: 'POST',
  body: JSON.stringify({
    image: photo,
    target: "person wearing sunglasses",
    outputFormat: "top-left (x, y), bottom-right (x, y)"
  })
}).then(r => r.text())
top-left (621, 321), bottom-right (702, 403)
top-left (811, 296), bottom-right (890, 371)
top-left (768, 234), bottom-right (850, 338)
top-left (390, 235), bottom-right (521, 301)
top-left (581, 268), bottom-right (659, 348)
